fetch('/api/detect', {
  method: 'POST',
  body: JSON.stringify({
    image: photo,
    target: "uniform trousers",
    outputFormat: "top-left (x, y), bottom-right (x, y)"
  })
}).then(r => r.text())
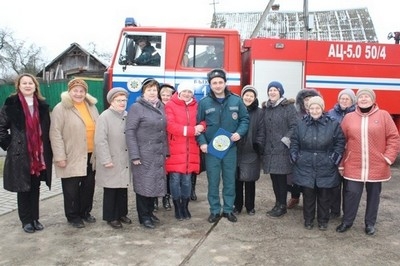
top-left (102, 187), bottom-right (128, 222)
top-left (17, 175), bottom-right (41, 225)
top-left (205, 146), bottom-right (237, 215)
top-left (342, 180), bottom-right (381, 227)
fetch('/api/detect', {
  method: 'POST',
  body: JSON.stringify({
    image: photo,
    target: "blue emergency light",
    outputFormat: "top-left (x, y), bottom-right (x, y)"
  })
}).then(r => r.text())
top-left (125, 17), bottom-right (137, 27)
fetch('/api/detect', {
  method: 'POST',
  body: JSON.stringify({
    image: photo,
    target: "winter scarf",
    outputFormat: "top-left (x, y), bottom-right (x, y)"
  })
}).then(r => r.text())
top-left (18, 93), bottom-right (46, 176)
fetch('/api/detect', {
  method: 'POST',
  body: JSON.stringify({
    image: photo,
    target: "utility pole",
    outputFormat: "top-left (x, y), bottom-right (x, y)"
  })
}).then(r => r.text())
top-left (303, 0), bottom-right (309, 40)
top-left (250, 0), bottom-right (276, 38)
top-left (210, 0), bottom-right (219, 27)
top-left (210, 0), bottom-right (219, 15)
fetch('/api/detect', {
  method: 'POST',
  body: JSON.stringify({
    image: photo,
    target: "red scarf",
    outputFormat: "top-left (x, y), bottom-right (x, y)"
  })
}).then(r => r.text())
top-left (18, 93), bottom-right (46, 176)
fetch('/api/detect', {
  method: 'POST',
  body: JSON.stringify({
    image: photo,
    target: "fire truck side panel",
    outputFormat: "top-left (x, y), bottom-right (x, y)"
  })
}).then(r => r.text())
top-left (242, 38), bottom-right (306, 105)
top-left (251, 60), bottom-right (304, 105)
top-left (305, 40), bottom-right (400, 115)
top-left (242, 38), bottom-right (400, 124)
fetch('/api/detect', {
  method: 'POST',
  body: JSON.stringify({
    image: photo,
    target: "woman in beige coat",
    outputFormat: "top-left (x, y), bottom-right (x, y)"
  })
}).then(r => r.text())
top-left (95, 88), bottom-right (132, 229)
top-left (50, 78), bottom-right (99, 228)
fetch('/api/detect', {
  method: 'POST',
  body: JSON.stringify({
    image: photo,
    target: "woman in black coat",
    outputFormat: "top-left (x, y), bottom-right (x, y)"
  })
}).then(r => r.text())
top-left (234, 85), bottom-right (264, 215)
top-left (290, 96), bottom-right (345, 231)
top-left (0, 73), bottom-right (53, 233)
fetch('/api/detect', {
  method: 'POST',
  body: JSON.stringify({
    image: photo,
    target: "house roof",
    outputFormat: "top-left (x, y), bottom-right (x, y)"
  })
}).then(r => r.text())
top-left (215, 8), bottom-right (377, 42)
top-left (37, 42), bottom-right (108, 78)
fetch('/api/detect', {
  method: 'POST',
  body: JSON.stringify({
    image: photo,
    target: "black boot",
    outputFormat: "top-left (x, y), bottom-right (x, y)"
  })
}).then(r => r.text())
top-left (268, 204), bottom-right (287, 218)
top-left (153, 197), bottom-right (159, 212)
top-left (181, 198), bottom-right (191, 220)
top-left (173, 199), bottom-right (183, 221)
top-left (190, 174), bottom-right (197, 201)
top-left (162, 194), bottom-right (171, 211)
top-left (266, 202), bottom-right (279, 215)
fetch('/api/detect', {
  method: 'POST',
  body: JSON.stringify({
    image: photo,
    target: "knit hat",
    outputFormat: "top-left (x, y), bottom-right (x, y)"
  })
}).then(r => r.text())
top-left (68, 78), bottom-right (88, 92)
top-left (207, 68), bottom-right (227, 83)
top-left (177, 81), bottom-right (195, 95)
top-left (241, 85), bottom-right (258, 98)
top-left (338, 89), bottom-right (356, 104)
top-left (106, 87), bottom-right (128, 104)
top-left (356, 88), bottom-right (376, 103)
top-left (308, 96), bottom-right (325, 110)
top-left (267, 81), bottom-right (284, 97)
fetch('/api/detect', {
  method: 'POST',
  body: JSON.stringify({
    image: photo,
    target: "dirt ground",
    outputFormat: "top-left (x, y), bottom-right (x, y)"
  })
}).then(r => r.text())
top-left (0, 160), bottom-right (399, 266)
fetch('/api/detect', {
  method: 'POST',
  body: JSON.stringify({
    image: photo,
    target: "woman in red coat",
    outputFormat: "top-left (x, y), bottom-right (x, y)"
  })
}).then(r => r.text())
top-left (336, 88), bottom-right (400, 235)
top-left (165, 81), bottom-right (205, 221)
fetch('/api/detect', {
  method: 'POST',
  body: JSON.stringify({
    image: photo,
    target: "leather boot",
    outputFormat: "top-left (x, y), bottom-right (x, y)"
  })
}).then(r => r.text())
top-left (162, 194), bottom-right (172, 211)
top-left (190, 174), bottom-right (197, 201)
top-left (181, 198), bottom-right (191, 219)
top-left (173, 199), bottom-right (183, 221)
top-left (268, 204), bottom-right (287, 218)
top-left (266, 202), bottom-right (279, 215)
top-left (153, 197), bottom-right (159, 212)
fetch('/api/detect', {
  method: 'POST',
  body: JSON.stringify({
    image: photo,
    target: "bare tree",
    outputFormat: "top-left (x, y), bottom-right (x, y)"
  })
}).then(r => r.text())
top-left (87, 42), bottom-right (112, 65)
top-left (0, 28), bottom-right (44, 83)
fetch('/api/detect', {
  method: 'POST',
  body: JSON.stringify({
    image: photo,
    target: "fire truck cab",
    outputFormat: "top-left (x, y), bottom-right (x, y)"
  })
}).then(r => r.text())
top-left (104, 18), bottom-right (242, 107)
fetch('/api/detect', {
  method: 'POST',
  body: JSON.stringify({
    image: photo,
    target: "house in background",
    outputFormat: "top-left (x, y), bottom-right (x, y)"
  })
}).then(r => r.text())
top-left (37, 42), bottom-right (108, 81)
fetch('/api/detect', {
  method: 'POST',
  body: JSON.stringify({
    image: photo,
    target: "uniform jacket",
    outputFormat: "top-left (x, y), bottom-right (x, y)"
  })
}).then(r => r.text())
top-left (134, 44), bottom-right (161, 66)
top-left (95, 108), bottom-right (131, 188)
top-left (125, 96), bottom-right (168, 197)
top-left (237, 99), bottom-right (264, 182)
top-left (165, 93), bottom-right (201, 174)
top-left (0, 94), bottom-right (53, 192)
top-left (50, 92), bottom-right (99, 178)
top-left (290, 114), bottom-right (345, 189)
top-left (327, 103), bottom-right (356, 123)
top-left (262, 98), bottom-right (298, 175)
top-left (196, 88), bottom-right (249, 147)
top-left (340, 105), bottom-right (400, 182)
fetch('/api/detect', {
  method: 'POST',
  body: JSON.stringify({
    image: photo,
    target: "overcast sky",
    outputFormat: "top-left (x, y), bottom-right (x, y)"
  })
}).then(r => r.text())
top-left (1, 0), bottom-right (397, 61)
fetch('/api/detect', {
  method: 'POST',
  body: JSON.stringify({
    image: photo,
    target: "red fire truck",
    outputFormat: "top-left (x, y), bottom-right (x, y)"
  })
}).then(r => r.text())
top-left (104, 17), bottom-right (400, 130)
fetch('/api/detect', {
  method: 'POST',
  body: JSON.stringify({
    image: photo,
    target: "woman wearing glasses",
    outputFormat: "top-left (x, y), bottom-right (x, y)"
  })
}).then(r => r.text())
top-left (95, 87), bottom-right (132, 229)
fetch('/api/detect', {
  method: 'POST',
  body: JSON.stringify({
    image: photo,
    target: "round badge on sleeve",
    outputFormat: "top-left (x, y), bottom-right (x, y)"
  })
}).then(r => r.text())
top-left (232, 112), bottom-right (238, 120)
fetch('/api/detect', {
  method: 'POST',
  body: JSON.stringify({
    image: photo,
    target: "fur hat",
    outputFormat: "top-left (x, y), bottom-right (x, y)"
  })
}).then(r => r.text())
top-left (207, 68), bottom-right (227, 83)
top-left (106, 87), bottom-right (128, 104)
top-left (68, 78), bottom-right (88, 92)
top-left (338, 89), bottom-right (356, 104)
top-left (356, 88), bottom-right (376, 103)
top-left (241, 85), bottom-right (258, 98)
top-left (308, 96), bottom-right (325, 110)
top-left (177, 81), bottom-right (195, 95)
top-left (267, 81), bottom-right (284, 97)
top-left (159, 83), bottom-right (176, 92)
